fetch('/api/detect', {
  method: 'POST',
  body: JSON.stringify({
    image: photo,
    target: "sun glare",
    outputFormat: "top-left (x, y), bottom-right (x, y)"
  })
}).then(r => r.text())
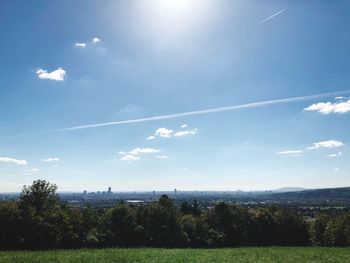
top-left (139, 0), bottom-right (217, 47)
top-left (159, 0), bottom-right (192, 14)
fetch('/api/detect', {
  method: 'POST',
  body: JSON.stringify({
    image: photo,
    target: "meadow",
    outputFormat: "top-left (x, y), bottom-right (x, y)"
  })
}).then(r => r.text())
top-left (0, 247), bottom-right (349, 263)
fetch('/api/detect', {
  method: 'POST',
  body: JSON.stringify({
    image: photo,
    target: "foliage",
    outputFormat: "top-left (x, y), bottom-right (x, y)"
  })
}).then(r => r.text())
top-left (0, 180), bottom-right (350, 250)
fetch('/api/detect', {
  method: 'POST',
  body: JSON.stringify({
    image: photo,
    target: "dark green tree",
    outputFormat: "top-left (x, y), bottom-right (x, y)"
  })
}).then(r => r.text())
top-left (140, 195), bottom-right (184, 246)
top-left (18, 180), bottom-right (67, 249)
top-left (104, 204), bottom-right (142, 246)
top-left (0, 202), bottom-right (22, 249)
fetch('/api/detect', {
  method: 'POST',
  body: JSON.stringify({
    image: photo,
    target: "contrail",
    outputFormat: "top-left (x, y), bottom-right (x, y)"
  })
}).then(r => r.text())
top-left (256, 8), bottom-right (286, 26)
top-left (62, 90), bottom-right (350, 131)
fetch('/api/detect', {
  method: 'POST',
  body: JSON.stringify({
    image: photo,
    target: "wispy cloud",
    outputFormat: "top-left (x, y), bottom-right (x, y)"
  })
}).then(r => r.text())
top-left (62, 90), bottom-right (350, 131)
top-left (277, 150), bottom-right (302, 157)
top-left (74, 37), bottom-right (102, 50)
top-left (304, 99), bottom-right (350, 114)
top-left (75, 42), bottom-right (86, 48)
top-left (307, 140), bottom-right (344, 150)
top-left (256, 9), bottom-right (286, 26)
top-left (24, 168), bottom-right (39, 176)
top-left (147, 126), bottom-right (197, 140)
top-left (129, 148), bottom-right (160, 155)
top-left (42, 157), bottom-right (60, 162)
top-left (327, 152), bottom-right (342, 158)
top-left (335, 96), bottom-right (345, 100)
top-left (119, 147), bottom-right (160, 162)
top-left (277, 150), bottom-right (303, 155)
top-left (0, 157), bottom-right (27, 165)
top-left (36, 68), bottom-right (66, 81)
top-left (174, 128), bottom-right (197, 137)
top-left (156, 155), bottom-right (169, 159)
top-left (155, 128), bottom-right (174, 138)
top-left (120, 155), bottom-right (140, 162)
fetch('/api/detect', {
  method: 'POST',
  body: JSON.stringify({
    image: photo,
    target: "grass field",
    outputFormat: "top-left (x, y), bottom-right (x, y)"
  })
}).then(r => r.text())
top-left (0, 247), bottom-right (349, 263)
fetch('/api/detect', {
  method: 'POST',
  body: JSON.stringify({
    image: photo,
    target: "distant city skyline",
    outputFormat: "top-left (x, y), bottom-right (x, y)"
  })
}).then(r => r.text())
top-left (0, 0), bottom-right (350, 192)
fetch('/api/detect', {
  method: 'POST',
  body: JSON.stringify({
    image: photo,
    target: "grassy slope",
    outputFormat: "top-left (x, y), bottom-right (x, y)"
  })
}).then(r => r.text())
top-left (0, 247), bottom-right (349, 263)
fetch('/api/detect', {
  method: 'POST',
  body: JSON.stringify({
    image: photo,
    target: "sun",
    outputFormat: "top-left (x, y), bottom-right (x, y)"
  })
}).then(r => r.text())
top-left (128, 0), bottom-right (218, 48)
top-left (159, 0), bottom-right (192, 14)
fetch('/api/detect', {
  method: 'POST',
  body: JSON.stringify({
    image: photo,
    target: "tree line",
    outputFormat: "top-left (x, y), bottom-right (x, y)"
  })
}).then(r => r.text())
top-left (0, 180), bottom-right (349, 250)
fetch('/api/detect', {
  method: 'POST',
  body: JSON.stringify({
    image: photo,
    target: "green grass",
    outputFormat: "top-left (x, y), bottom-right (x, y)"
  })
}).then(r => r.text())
top-left (0, 247), bottom-right (349, 263)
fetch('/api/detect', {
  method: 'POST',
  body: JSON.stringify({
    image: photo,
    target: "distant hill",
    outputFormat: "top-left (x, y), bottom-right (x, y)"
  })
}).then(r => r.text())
top-left (269, 187), bottom-right (350, 200)
top-left (271, 187), bottom-right (307, 193)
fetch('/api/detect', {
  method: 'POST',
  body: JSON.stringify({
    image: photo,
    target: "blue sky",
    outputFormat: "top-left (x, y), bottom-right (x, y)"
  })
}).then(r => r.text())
top-left (0, 0), bottom-right (350, 192)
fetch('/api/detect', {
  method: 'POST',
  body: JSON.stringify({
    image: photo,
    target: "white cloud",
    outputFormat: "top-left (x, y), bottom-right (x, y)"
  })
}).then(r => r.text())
top-left (0, 157), bottom-right (27, 165)
top-left (327, 152), bottom-right (342, 158)
top-left (120, 155), bottom-right (140, 162)
top-left (181, 124), bottom-right (188, 128)
top-left (277, 150), bottom-right (303, 155)
top-left (41, 157), bottom-right (60, 162)
top-left (327, 154), bottom-right (337, 158)
top-left (24, 168), bottom-right (39, 176)
top-left (174, 129), bottom-right (197, 137)
top-left (156, 155), bottom-right (168, 159)
top-left (92, 37), bottom-right (101, 43)
top-left (75, 42), bottom-right (86, 48)
top-left (147, 126), bottom-right (197, 140)
top-left (120, 147), bottom-right (161, 162)
top-left (335, 96), bottom-right (345, 100)
top-left (333, 168), bottom-right (339, 172)
top-left (307, 140), bottom-right (344, 150)
top-left (304, 99), bottom-right (350, 114)
top-left (36, 68), bottom-right (66, 81)
top-left (129, 147), bottom-right (161, 155)
top-left (155, 128), bottom-right (174, 138)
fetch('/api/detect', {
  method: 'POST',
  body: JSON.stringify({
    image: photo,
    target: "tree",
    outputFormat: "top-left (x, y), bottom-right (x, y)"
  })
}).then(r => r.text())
top-left (18, 180), bottom-right (66, 249)
top-left (19, 180), bottom-right (59, 214)
top-left (272, 208), bottom-right (309, 246)
top-left (104, 204), bottom-right (141, 246)
top-left (249, 208), bottom-right (275, 245)
top-left (0, 202), bottom-right (21, 249)
top-left (140, 195), bottom-right (184, 246)
top-left (206, 203), bottom-right (250, 246)
top-left (323, 214), bottom-right (350, 246)
top-left (181, 200), bottom-right (201, 217)
top-left (310, 215), bottom-right (328, 246)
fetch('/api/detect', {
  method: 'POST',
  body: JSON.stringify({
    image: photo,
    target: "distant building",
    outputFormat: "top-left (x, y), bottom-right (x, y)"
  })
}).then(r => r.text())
top-left (83, 190), bottom-right (87, 195)
top-left (108, 187), bottom-right (112, 194)
top-left (174, 188), bottom-right (177, 195)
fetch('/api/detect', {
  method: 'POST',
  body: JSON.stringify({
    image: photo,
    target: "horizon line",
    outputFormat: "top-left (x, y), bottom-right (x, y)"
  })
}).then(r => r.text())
top-left (2, 185), bottom-right (350, 194)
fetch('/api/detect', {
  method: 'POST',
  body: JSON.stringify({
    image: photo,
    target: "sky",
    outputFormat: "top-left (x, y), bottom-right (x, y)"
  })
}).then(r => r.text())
top-left (0, 0), bottom-right (350, 192)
